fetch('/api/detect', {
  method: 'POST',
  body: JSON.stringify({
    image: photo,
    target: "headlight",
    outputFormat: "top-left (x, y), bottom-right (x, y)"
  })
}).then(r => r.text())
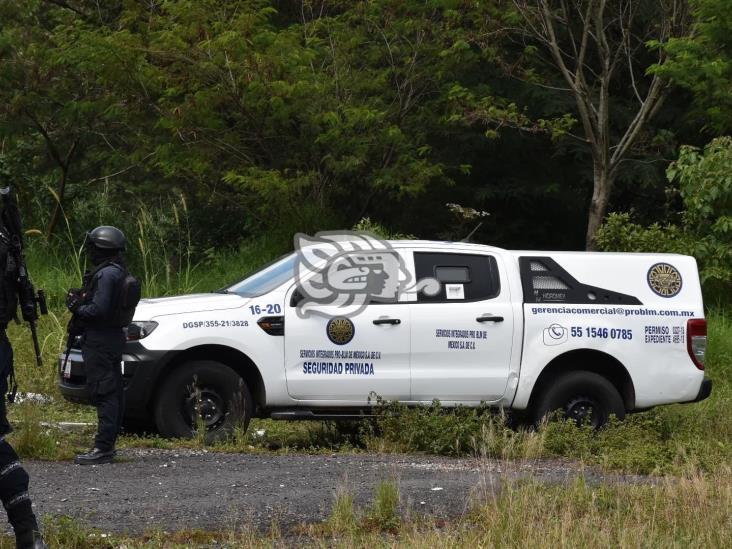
top-left (125, 321), bottom-right (158, 341)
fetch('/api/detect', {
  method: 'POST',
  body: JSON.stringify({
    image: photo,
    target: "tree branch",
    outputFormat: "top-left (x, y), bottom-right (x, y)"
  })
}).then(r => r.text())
top-left (609, 73), bottom-right (665, 167)
top-left (85, 152), bottom-right (156, 185)
top-left (24, 111), bottom-right (65, 169)
top-left (533, 0), bottom-right (601, 157)
top-left (42, 0), bottom-right (91, 20)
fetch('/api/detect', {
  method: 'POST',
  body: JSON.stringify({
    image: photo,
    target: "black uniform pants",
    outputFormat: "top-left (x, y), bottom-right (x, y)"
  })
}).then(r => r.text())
top-left (81, 330), bottom-right (126, 451)
top-left (0, 332), bottom-right (38, 539)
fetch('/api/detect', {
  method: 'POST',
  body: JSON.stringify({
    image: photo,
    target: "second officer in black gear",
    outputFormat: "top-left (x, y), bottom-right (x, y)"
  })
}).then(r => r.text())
top-left (0, 173), bottom-right (47, 547)
top-left (68, 226), bottom-right (130, 465)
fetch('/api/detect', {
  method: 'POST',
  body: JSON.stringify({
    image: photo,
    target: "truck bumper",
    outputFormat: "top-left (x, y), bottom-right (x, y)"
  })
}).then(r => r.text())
top-left (692, 377), bottom-right (713, 403)
top-left (58, 342), bottom-right (175, 420)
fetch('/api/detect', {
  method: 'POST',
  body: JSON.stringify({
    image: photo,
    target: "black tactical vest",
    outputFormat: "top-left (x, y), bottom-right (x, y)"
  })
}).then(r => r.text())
top-left (0, 228), bottom-right (18, 328)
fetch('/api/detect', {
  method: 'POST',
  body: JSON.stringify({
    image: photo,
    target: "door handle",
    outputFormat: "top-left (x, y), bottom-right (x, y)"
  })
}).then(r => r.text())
top-left (373, 317), bottom-right (401, 325)
top-left (476, 315), bottom-right (504, 323)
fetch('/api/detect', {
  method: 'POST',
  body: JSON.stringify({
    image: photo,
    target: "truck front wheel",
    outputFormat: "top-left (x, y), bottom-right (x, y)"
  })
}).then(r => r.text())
top-left (154, 360), bottom-right (253, 441)
top-left (532, 371), bottom-right (625, 429)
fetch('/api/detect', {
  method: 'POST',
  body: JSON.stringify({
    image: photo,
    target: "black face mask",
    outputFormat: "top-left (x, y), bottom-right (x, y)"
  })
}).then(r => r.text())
top-left (88, 245), bottom-right (116, 266)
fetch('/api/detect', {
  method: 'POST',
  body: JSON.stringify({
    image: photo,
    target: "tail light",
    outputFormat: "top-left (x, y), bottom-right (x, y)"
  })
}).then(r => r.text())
top-left (687, 318), bottom-right (707, 370)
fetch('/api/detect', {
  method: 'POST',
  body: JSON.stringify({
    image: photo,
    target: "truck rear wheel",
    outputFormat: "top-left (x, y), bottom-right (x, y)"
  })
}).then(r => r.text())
top-left (154, 360), bottom-right (253, 441)
top-left (532, 371), bottom-right (625, 429)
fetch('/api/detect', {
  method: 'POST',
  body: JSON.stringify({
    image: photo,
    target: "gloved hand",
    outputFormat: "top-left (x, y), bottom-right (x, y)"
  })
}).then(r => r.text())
top-left (66, 316), bottom-right (82, 339)
top-left (66, 289), bottom-right (83, 312)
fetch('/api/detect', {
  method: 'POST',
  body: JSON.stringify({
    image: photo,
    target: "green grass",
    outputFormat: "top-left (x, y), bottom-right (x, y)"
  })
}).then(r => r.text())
top-left (328, 486), bottom-right (358, 535)
top-left (365, 479), bottom-right (401, 532)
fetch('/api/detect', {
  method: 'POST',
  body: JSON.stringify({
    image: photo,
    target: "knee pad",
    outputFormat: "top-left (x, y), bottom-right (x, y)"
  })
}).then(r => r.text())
top-left (0, 441), bottom-right (29, 505)
top-left (0, 461), bottom-right (29, 498)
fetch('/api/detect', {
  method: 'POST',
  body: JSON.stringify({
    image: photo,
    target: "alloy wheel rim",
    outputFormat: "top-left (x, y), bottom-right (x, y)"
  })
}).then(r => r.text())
top-left (564, 395), bottom-right (602, 428)
top-left (184, 388), bottom-right (226, 431)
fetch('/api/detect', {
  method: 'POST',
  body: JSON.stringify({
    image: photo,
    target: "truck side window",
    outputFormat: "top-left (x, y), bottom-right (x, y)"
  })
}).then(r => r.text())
top-left (414, 252), bottom-right (500, 303)
top-left (518, 256), bottom-right (643, 305)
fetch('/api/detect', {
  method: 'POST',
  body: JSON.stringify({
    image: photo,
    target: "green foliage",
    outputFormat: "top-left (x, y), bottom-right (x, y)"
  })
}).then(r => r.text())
top-left (670, 138), bottom-right (732, 229)
top-left (9, 403), bottom-right (65, 460)
top-left (352, 217), bottom-right (416, 240)
top-left (134, 193), bottom-right (197, 296)
top-left (370, 401), bottom-right (508, 456)
top-left (598, 137), bottom-right (732, 302)
top-left (595, 213), bottom-right (690, 255)
top-left (441, 202), bottom-right (490, 240)
top-left (657, 0), bottom-right (732, 131)
top-left (0, 0), bottom-right (649, 251)
top-left (40, 516), bottom-right (106, 549)
top-left (0, 0), bottom-right (727, 254)
top-left (2, 0), bottom-right (534, 245)
top-left (370, 400), bottom-right (536, 459)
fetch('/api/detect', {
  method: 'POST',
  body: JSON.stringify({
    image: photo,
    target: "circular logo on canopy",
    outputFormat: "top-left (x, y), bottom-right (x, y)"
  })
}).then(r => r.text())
top-left (326, 317), bottom-right (355, 345)
top-left (647, 263), bottom-right (682, 298)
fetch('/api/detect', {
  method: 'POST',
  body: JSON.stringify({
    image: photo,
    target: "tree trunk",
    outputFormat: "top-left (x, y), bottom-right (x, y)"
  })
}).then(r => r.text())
top-left (585, 165), bottom-right (613, 251)
top-left (44, 138), bottom-right (77, 239)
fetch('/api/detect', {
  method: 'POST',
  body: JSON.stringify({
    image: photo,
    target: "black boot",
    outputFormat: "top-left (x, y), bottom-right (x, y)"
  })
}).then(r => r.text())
top-left (15, 529), bottom-right (47, 549)
top-left (74, 447), bottom-right (116, 465)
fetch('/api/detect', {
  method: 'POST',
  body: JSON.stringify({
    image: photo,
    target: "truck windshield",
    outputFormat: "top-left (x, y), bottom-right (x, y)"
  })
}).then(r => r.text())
top-left (222, 253), bottom-right (297, 297)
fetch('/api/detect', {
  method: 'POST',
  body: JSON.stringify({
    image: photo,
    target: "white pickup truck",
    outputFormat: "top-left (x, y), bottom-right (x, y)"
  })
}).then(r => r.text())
top-left (59, 239), bottom-right (711, 437)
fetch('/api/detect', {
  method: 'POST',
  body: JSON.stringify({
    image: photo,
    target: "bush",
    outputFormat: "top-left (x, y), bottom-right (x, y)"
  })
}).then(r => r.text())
top-left (597, 137), bottom-right (732, 303)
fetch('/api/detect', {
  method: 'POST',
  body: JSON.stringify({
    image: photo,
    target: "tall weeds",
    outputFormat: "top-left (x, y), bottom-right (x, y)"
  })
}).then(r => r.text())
top-left (136, 193), bottom-right (199, 296)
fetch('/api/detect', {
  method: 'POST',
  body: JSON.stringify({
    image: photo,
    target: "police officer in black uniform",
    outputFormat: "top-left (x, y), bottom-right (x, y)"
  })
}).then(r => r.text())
top-left (67, 226), bottom-right (129, 465)
top-left (0, 183), bottom-right (46, 548)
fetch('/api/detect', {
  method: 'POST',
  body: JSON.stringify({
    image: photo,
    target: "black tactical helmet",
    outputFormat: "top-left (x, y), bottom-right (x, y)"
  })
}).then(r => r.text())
top-left (86, 225), bottom-right (126, 251)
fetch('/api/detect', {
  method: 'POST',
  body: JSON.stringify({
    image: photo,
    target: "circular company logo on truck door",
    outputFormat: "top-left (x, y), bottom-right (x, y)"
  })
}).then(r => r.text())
top-left (326, 317), bottom-right (355, 345)
top-left (647, 263), bottom-right (682, 297)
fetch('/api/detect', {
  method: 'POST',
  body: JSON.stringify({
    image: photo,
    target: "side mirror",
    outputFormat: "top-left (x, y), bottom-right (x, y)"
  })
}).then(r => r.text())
top-left (290, 289), bottom-right (304, 307)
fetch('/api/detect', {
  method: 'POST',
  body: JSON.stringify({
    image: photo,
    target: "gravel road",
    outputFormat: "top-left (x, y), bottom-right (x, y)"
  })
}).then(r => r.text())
top-left (22, 449), bottom-right (650, 535)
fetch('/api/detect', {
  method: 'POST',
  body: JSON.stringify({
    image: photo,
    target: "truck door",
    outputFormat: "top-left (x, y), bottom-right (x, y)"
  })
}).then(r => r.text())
top-left (283, 290), bottom-right (411, 403)
top-left (408, 251), bottom-right (514, 402)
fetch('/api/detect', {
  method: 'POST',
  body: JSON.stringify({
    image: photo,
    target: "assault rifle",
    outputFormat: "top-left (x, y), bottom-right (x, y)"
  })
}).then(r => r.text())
top-left (0, 186), bottom-right (48, 367)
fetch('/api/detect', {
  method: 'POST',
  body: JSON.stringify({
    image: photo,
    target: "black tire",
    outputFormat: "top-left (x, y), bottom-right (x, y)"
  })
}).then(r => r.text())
top-left (154, 360), bottom-right (253, 441)
top-left (532, 371), bottom-right (625, 429)
top-left (121, 416), bottom-right (156, 436)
